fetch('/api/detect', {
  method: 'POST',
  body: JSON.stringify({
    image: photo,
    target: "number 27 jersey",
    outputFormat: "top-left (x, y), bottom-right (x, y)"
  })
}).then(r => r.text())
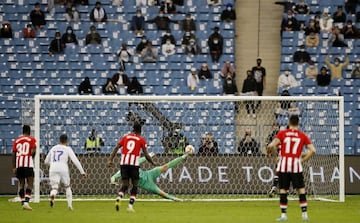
top-left (276, 129), bottom-right (311, 173)
top-left (118, 133), bottom-right (147, 166)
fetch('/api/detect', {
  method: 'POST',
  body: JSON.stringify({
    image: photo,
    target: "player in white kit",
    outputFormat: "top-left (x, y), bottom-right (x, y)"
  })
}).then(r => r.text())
top-left (44, 134), bottom-right (86, 210)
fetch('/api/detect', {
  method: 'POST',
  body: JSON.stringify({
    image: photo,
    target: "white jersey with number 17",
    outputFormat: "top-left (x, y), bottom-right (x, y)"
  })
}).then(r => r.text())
top-left (44, 144), bottom-right (85, 174)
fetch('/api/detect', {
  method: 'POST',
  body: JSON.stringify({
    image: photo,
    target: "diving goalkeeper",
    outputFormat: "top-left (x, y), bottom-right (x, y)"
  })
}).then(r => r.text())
top-left (110, 151), bottom-right (192, 201)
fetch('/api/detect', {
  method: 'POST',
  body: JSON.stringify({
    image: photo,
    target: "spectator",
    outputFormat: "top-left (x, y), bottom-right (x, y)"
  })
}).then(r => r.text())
top-left (351, 59), bottom-right (360, 78)
top-left (304, 18), bottom-right (320, 36)
top-left (265, 122), bottom-right (280, 146)
top-left (316, 66), bottom-right (331, 86)
top-left (65, 4), bottom-right (80, 22)
top-left (293, 45), bottom-right (311, 63)
top-left (111, 69), bottom-right (130, 87)
top-left (292, 0), bottom-right (310, 14)
top-left (130, 9), bottom-right (145, 37)
top-left (90, 1), bottom-right (107, 22)
top-left (162, 128), bottom-right (189, 154)
top-left (278, 67), bottom-right (299, 89)
top-left (30, 2), bottom-right (46, 30)
top-left (281, 11), bottom-right (299, 33)
top-left (237, 128), bottom-right (260, 156)
top-left (328, 26), bottom-right (347, 47)
top-left (136, 36), bottom-right (150, 54)
top-left (332, 5), bottom-right (347, 23)
top-left (112, 0), bottom-right (122, 7)
top-left (221, 61), bottom-right (236, 78)
top-left (73, 0), bottom-right (89, 5)
top-left (305, 60), bottom-right (318, 78)
top-left (116, 42), bottom-right (132, 71)
top-left (141, 42), bottom-right (158, 62)
top-left (198, 132), bottom-right (218, 155)
top-left (102, 78), bottom-right (119, 94)
top-left (251, 57), bottom-right (266, 99)
top-left (0, 22), bottom-right (13, 38)
top-left (85, 25), bottom-right (102, 45)
top-left (319, 10), bottom-right (333, 32)
top-left (305, 31), bottom-right (319, 47)
top-left (127, 77), bottom-right (143, 95)
top-left (84, 129), bottom-right (104, 153)
top-left (49, 31), bottom-right (65, 56)
top-left (78, 77), bottom-right (94, 95)
top-left (146, 10), bottom-right (176, 31)
top-left (241, 70), bottom-right (257, 118)
top-left (181, 31), bottom-right (196, 46)
top-left (345, 0), bottom-right (357, 14)
top-left (220, 3), bottom-right (236, 22)
top-left (223, 72), bottom-right (238, 95)
top-left (341, 20), bottom-right (360, 39)
top-left (23, 24), bottom-right (35, 38)
top-left (207, 0), bottom-right (221, 6)
top-left (187, 68), bottom-right (200, 91)
top-left (47, 0), bottom-right (55, 15)
top-left (180, 13), bottom-right (196, 32)
top-left (207, 27), bottom-right (224, 63)
top-left (184, 37), bottom-right (200, 55)
top-left (198, 63), bottom-right (212, 79)
top-left (325, 53), bottom-right (349, 79)
top-left (160, 0), bottom-right (177, 14)
top-left (275, 89), bottom-right (292, 118)
top-left (288, 102), bottom-right (301, 116)
top-left (275, 0), bottom-right (296, 13)
top-left (161, 39), bottom-right (176, 56)
top-left (161, 29), bottom-right (176, 45)
top-left (62, 26), bottom-right (78, 46)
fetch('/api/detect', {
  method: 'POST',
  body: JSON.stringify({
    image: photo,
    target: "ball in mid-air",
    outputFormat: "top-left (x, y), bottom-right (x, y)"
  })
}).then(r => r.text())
top-left (185, 145), bottom-right (195, 154)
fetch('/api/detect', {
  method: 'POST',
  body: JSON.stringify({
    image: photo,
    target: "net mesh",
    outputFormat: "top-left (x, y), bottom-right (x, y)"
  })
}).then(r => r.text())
top-left (32, 96), bottom-right (342, 201)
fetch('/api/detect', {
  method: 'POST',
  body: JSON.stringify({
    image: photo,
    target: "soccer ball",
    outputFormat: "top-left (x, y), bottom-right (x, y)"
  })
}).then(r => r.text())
top-left (185, 145), bottom-right (195, 154)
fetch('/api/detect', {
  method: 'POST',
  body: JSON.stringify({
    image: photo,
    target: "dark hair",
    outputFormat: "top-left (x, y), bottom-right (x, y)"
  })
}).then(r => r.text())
top-left (133, 122), bottom-right (142, 133)
top-left (289, 115), bottom-right (300, 126)
top-left (23, 125), bottom-right (31, 135)
top-left (60, 134), bottom-right (68, 143)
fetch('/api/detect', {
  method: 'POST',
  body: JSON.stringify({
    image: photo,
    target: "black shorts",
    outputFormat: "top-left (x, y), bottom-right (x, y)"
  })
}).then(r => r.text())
top-left (278, 172), bottom-right (305, 190)
top-left (16, 167), bottom-right (34, 179)
top-left (120, 165), bottom-right (140, 181)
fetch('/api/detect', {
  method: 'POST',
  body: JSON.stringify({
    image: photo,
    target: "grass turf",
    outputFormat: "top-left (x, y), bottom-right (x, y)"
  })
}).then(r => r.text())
top-left (1, 196), bottom-right (360, 223)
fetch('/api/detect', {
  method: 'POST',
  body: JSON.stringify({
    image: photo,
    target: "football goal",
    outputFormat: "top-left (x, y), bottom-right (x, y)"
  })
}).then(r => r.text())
top-left (30, 95), bottom-right (344, 202)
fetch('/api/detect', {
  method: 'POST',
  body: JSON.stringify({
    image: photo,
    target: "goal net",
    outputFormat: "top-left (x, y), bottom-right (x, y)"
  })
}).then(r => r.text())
top-left (32, 95), bottom-right (344, 202)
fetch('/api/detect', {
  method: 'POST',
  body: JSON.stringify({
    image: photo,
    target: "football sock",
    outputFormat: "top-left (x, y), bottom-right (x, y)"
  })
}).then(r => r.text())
top-left (25, 188), bottom-right (32, 202)
top-left (129, 195), bottom-right (136, 207)
top-left (280, 193), bottom-right (288, 216)
top-left (167, 157), bottom-right (184, 169)
top-left (299, 194), bottom-right (308, 213)
top-left (19, 188), bottom-right (25, 205)
top-left (66, 187), bottom-right (73, 208)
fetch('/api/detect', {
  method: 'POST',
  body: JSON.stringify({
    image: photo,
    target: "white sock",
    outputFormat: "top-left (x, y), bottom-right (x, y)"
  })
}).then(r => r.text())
top-left (66, 187), bottom-right (73, 208)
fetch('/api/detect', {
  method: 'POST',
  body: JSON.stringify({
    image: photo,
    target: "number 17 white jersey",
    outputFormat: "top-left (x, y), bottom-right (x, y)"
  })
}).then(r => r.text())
top-left (44, 144), bottom-right (85, 174)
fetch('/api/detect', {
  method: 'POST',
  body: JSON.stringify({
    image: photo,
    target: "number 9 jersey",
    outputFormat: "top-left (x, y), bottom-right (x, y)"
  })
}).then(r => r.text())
top-left (118, 133), bottom-right (147, 166)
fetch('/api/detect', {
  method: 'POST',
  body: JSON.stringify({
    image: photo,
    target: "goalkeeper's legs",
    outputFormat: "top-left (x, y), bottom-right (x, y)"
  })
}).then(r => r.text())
top-left (111, 171), bottom-right (121, 185)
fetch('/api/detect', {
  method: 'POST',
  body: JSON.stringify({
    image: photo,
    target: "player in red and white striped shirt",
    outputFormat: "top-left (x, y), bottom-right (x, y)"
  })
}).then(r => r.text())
top-left (12, 125), bottom-right (37, 211)
top-left (267, 115), bottom-right (315, 222)
top-left (108, 122), bottom-right (156, 212)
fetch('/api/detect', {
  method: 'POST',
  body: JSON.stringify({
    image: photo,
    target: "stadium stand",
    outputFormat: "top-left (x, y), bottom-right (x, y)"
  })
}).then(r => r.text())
top-left (0, 0), bottom-right (236, 154)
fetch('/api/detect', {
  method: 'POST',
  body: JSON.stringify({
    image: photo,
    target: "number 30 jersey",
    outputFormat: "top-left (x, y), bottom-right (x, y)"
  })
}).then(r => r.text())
top-left (12, 135), bottom-right (37, 168)
top-left (275, 129), bottom-right (312, 173)
top-left (118, 133), bottom-right (147, 166)
top-left (44, 144), bottom-right (85, 174)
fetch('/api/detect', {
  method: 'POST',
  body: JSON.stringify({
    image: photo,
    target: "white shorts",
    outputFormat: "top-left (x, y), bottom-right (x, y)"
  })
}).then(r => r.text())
top-left (49, 171), bottom-right (70, 188)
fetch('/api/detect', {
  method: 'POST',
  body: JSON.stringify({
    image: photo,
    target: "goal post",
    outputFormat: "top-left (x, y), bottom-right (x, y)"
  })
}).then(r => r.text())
top-left (32, 95), bottom-right (345, 202)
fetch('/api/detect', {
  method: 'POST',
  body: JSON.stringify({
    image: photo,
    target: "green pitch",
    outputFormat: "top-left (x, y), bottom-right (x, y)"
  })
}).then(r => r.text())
top-left (1, 196), bottom-right (360, 223)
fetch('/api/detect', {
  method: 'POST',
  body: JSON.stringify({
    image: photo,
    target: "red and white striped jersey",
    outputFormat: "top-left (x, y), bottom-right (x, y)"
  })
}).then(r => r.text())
top-left (12, 135), bottom-right (37, 168)
top-left (275, 129), bottom-right (311, 173)
top-left (118, 133), bottom-right (147, 166)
